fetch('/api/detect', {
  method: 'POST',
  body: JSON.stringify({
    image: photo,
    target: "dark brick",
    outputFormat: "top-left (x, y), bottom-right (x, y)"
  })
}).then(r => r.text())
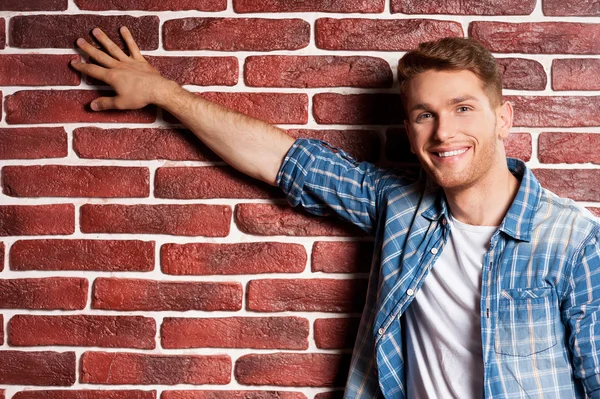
top-left (392, 0), bottom-right (535, 14)
top-left (314, 318), bottom-right (360, 349)
top-left (0, 0), bottom-right (66, 10)
top-left (74, 0), bottom-right (226, 11)
top-left (0, 278), bottom-right (87, 310)
top-left (234, 0), bottom-right (384, 13)
top-left (0, 351), bottom-right (75, 385)
top-left (0, 55), bottom-right (80, 86)
top-left (543, 0), bottom-right (600, 16)
top-left (497, 58), bottom-right (546, 90)
top-left (0, 205), bottom-right (74, 236)
top-left (312, 241), bottom-right (374, 273)
top-left (162, 392), bottom-right (306, 399)
top-left (13, 390), bottom-right (156, 399)
top-left (0, 128), bottom-right (67, 159)
top-left (313, 93), bottom-right (404, 125)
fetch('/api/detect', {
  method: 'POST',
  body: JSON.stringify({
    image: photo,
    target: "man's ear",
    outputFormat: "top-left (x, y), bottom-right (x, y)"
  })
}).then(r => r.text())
top-left (496, 100), bottom-right (514, 140)
top-left (404, 119), bottom-right (416, 154)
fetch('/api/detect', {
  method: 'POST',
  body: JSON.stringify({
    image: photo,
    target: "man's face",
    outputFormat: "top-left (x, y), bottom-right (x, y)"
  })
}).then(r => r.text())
top-left (403, 69), bottom-right (512, 191)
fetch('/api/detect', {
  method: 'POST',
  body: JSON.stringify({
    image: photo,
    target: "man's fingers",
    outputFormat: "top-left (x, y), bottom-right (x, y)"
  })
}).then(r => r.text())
top-left (76, 38), bottom-right (119, 68)
top-left (89, 96), bottom-right (117, 111)
top-left (120, 26), bottom-right (143, 60)
top-left (70, 60), bottom-right (110, 83)
top-left (92, 28), bottom-right (129, 62)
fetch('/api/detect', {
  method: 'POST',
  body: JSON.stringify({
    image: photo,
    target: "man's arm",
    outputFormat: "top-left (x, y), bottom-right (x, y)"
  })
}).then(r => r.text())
top-left (70, 26), bottom-right (295, 186)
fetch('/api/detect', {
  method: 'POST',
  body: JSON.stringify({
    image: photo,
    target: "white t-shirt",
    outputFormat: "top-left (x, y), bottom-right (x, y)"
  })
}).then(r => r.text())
top-left (405, 215), bottom-right (498, 399)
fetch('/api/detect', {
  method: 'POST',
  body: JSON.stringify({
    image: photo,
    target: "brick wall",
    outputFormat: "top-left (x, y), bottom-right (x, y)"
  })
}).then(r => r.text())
top-left (1, 0), bottom-right (599, 398)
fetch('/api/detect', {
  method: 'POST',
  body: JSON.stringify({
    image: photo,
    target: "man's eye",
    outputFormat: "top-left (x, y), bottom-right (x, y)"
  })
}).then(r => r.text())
top-left (416, 113), bottom-right (432, 121)
top-left (457, 106), bottom-right (470, 112)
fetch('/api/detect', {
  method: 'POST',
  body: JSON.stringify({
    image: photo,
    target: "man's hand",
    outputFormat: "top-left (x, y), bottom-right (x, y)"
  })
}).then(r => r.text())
top-left (71, 26), bottom-right (171, 111)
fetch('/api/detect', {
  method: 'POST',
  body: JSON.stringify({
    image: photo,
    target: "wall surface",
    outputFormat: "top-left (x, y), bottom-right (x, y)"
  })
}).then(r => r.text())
top-left (0, 0), bottom-right (599, 398)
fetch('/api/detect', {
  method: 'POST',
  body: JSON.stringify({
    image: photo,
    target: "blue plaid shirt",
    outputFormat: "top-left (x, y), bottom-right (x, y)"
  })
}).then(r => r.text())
top-left (277, 138), bottom-right (600, 399)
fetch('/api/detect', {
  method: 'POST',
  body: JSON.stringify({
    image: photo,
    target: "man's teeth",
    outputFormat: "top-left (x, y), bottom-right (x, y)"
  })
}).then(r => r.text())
top-left (438, 148), bottom-right (468, 158)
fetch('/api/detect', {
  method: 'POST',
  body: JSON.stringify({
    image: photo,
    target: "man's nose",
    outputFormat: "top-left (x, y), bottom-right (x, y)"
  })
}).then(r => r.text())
top-left (433, 115), bottom-right (457, 142)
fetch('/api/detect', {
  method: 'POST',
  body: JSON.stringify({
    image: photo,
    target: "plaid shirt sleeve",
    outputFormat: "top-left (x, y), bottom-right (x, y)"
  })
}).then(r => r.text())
top-left (276, 138), bottom-right (404, 235)
top-left (563, 228), bottom-right (600, 398)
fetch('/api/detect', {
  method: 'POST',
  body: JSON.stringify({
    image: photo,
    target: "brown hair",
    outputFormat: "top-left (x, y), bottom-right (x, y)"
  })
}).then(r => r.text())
top-left (398, 37), bottom-right (502, 107)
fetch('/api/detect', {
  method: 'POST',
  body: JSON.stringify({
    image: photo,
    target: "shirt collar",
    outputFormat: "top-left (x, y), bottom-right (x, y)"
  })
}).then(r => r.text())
top-left (420, 158), bottom-right (541, 242)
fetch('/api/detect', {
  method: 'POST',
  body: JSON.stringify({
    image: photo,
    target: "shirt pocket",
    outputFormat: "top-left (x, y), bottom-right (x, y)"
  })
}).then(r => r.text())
top-left (494, 287), bottom-right (557, 357)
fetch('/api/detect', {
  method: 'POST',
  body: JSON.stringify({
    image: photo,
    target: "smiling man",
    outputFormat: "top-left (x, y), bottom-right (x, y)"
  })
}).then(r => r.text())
top-left (71, 29), bottom-right (600, 398)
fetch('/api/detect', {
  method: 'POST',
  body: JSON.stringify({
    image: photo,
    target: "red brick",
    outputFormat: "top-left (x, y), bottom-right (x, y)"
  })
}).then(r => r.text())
top-left (164, 93), bottom-right (308, 125)
top-left (92, 278), bottom-right (242, 311)
top-left (0, 205), bottom-right (74, 236)
top-left (147, 56), bottom-right (237, 86)
top-left (392, 0), bottom-right (534, 14)
top-left (80, 204), bottom-right (231, 236)
top-left (163, 18), bottom-right (309, 51)
top-left (14, 391), bottom-right (156, 399)
top-left (8, 315), bottom-right (155, 349)
top-left (497, 58), bottom-right (546, 91)
top-left (539, 132), bottom-right (600, 164)
top-left (0, 351), bottom-right (75, 385)
top-left (589, 208), bottom-right (600, 218)
top-left (235, 204), bottom-right (364, 237)
top-left (533, 169), bottom-right (600, 201)
top-left (0, 55), bottom-right (80, 86)
top-left (469, 22), bottom-right (600, 54)
top-left (312, 241), bottom-right (374, 273)
top-left (507, 96), bottom-right (600, 127)
top-left (245, 56), bottom-right (392, 88)
top-left (316, 18), bottom-right (463, 51)
top-left (3, 166), bottom-right (149, 198)
top-left (314, 392), bottom-right (343, 399)
top-left (313, 93), bottom-right (404, 125)
top-left (385, 128), bottom-right (420, 164)
top-left (0, 19), bottom-right (4, 49)
top-left (234, 0), bottom-right (383, 12)
top-left (155, 166), bottom-right (281, 199)
top-left (247, 279), bottom-right (367, 312)
top-left (0, 315), bottom-right (3, 343)
top-left (504, 133), bottom-right (532, 162)
top-left (10, 239), bottom-right (154, 271)
top-left (0, 0), bottom-right (66, 10)
top-left (552, 59), bottom-right (600, 91)
top-left (162, 392), bottom-right (306, 399)
top-left (0, 243), bottom-right (3, 271)
top-left (81, 352), bottom-right (231, 385)
top-left (287, 129), bottom-right (380, 162)
top-left (6, 90), bottom-right (156, 124)
top-left (543, 0), bottom-right (600, 16)
top-left (314, 318), bottom-right (360, 349)
top-left (74, 0), bottom-right (226, 11)
top-left (161, 317), bottom-right (308, 349)
top-left (74, 127), bottom-right (218, 161)
top-left (9, 15), bottom-right (158, 49)
top-left (161, 242), bottom-right (306, 275)
top-left (0, 128), bottom-right (67, 159)
top-left (235, 353), bottom-right (351, 387)
top-left (0, 278), bottom-right (87, 310)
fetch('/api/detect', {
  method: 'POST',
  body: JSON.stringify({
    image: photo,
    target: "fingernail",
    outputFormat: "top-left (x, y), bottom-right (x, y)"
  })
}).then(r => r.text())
top-left (76, 38), bottom-right (84, 45)
top-left (90, 102), bottom-right (98, 111)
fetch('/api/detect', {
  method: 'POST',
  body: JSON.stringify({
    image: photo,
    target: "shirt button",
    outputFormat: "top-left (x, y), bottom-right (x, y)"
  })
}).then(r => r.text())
top-left (407, 288), bottom-right (414, 296)
top-left (431, 247), bottom-right (439, 255)
top-left (378, 328), bottom-right (385, 335)
top-left (442, 218), bottom-right (447, 226)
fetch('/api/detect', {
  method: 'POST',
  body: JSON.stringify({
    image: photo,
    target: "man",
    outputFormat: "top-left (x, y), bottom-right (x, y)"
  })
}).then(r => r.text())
top-left (71, 27), bottom-right (600, 398)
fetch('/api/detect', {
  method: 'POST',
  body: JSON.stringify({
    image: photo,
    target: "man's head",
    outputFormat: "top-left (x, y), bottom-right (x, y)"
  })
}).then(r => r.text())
top-left (397, 37), bottom-right (513, 192)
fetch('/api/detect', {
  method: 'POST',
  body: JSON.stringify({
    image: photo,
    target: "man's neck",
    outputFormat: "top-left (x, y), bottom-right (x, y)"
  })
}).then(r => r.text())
top-left (443, 164), bottom-right (520, 227)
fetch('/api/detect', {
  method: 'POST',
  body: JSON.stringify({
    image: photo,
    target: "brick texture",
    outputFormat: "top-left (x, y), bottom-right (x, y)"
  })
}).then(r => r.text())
top-left (92, 278), bottom-right (242, 311)
top-left (0, 243), bottom-right (3, 272)
top-left (10, 239), bottom-right (154, 271)
top-left (314, 318), bottom-right (361, 349)
top-left (0, 205), bottom-right (74, 236)
top-left (0, 314), bottom-right (3, 343)
top-left (9, 15), bottom-right (158, 49)
top-left (543, 0), bottom-right (600, 16)
top-left (2, 166), bottom-right (149, 198)
top-left (313, 393), bottom-right (343, 399)
top-left (312, 241), bottom-right (374, 273)
top-left (145, 56), bottom-right (237, 86)
top-left (161, 317), bottom-right (309, 349)
top-left (0, 55), bottom-right (80, 86)
top-left (161, 242), bottom-right (306, 275)
top-left (507, 96), bottom-right (600, 127)
top-left (533, 169), bottom-right (600, 201)
top-left (244, 56), bottom-right (392, 88)
top-left (162, 392), bottom-right (306, 399)
top-left (155, 166), bottom-right (280, 199)
top-left (234, 0), bottom-right (384, 13)
top-left (287, 129), bottom-right (380, 162)
top-left (469, 22), bottom-right (600, 54)
top-left (73, 128), bottom-right (218, 161)
top-left (163, 18), bottom-right (310, 51)
top-left (505, 133), bottom-right (532, 162)
top-left (6, 90), bottom-right (156, 124)
top-left (552, 59), bottom-right (600, 90)
top-left (235, 353), bottom-right (351, 387)
top-left (0, 128), bottom-right (67, 159)
top-left (538, 133), bottom-right (600, 164)
top-left (316, 18), bottom-right (463, 50)
top-left (0, 19), bottom-right (4, 49)
top-left (8, 315), bottom-right (156, 349)
top-left (247, 279), bottom-right (367, 312)
top-left (80, 204), bottom-right (231, 236)
top-left (13, 391), bottom-right (156, 399)
top-left (74, 0), bottom-right (226, 11)
top-left (497, 58), bottom-right (546, 90)
top-left (0, 0), bottom-right (66, 10)
top-left (313, 93), bottom-right (404, 125)
top-left (589, 208), bottom-right (600, 218)
top-left (235, 204), bottom-right (364, 236)
top-left (81, 352), bottom-right (231, 385)
top-left (0, 351), bottom-right (75, 385)
top-left (0, 278), bottom-right (87, 310)
top-left (392, 0), bottom-right (535, 14)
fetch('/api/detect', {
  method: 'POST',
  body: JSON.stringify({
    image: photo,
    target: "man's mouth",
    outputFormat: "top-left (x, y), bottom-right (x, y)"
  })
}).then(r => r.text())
top-left (436, 148), bottom-right (468, 158)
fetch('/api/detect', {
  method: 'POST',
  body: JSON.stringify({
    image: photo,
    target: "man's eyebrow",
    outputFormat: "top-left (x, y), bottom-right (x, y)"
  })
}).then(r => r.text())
top-left (409, 102), bottom-right (432, 112)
